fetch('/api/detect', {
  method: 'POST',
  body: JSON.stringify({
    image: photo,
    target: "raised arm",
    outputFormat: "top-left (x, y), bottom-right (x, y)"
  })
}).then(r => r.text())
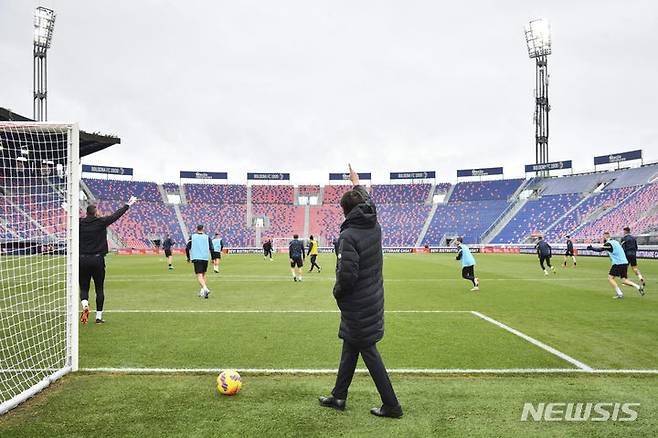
top-left (588, 242), bottom-right (613, 253)
top-left (348, 164), bottom-right (375, 210)
top-left (99, 196), bottom-right (137, 227)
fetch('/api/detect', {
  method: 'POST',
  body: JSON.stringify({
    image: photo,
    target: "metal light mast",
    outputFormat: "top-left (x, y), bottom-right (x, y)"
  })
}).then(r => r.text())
top-left (33, 6), bottom-right (56, 121)
top-left (524, 19), bottom-right (551, 176)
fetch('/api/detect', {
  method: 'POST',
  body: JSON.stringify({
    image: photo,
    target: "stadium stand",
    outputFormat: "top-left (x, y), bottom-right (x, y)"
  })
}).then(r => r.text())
top-left (371, 183), bottom-right (431, 204)
top-left (309, 205), bottom-right (344, 244)
top-left (434, 182), bottom-right (452, 193)
top-left (162, 182), bottom-right (179, 193)
top-left (379, 204), bottom-right (432, 246)
top-left (251, 185), bottom-right (294, 204)
top-left (492, 194), bottom-right (581, 243)
top-left (184, 184), bottom-right (246, 204)
top-left (574, 183), bottom-right (658, 241)
top-left (73, 166), bottom-right (657, 249)
top-left (322, 185), bottom-right (353, 204)
top-left (450, 179), bottom-right (524, 201)
top-left (2, 177), bottom-right (66, 239)
top-left (535, 173), bottom-right (612, 196)
top-left (95, 200), bottom-right (183, 248)
top-left (605, 165), bottom-right (658, 190)
top-left (422, 200), bottom-right (509, 245)
top-left (180, 204), bottom-right (252, 247)
top-left (84, 178), bottom-right (161, 202)
top-left (544, 187), bottom-right (636, 241)
top-left (255, 205), bottom-right (305, 241)
top-left (298, 185), bottom-right (320, 196)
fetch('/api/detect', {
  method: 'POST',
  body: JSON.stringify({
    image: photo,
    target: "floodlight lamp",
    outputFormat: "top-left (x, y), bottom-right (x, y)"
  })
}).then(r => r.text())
top-left (33, 7), bottom-right (56, 50)
top-left (524, 18), bottom-right (551, 58)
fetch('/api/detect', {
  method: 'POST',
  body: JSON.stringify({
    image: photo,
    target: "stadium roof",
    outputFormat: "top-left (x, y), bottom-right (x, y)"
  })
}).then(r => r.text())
top-left (0, 107), bottom-right (120, 157)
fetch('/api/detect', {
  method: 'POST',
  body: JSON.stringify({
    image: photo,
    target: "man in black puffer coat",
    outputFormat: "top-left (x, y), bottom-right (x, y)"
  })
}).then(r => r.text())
top-left (319, 165), bottom-right (402, 418)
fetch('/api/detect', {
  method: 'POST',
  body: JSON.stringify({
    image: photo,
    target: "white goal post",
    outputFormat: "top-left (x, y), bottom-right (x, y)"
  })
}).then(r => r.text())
top-left (0, 122), bottom-right (79, 415)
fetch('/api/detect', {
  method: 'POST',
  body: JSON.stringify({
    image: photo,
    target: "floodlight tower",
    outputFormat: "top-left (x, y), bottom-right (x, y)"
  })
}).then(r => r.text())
top-left (33, 6), bottom-right (56, 121)
top-left (524, 19), bottom-right (551, 176)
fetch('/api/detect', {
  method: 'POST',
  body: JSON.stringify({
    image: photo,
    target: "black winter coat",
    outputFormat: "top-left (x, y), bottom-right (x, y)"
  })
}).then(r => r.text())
top-left (333, 186), bottom-right (385, 347)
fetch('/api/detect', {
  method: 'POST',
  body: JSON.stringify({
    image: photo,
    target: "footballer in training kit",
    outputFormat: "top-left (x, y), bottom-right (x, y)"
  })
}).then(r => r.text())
top-left (263, 239), bottom-right (274, 261)
top-left (211, 233), bottom-right (224, 273)
top-left (162, 234), bottom-right (174, 270)
top-left (563, 235), bottom-right (576, 267)
top-left (289, 234), bottom-right (306, 281)
top-left (535, 236), bottom-right (556, 275)
top-left (588, 232), bottom-right (645, 299)
top-left (621, 227), bottom-right (645, 286)
top-left (308, 235), bottom-right (322, 273)
top-left (186, 225), bottom-right (214, 298)
top-left (455, 237), bottom-right (479, 291)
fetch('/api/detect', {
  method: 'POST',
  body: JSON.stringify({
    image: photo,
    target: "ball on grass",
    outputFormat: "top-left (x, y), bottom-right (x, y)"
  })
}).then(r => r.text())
top-left (217, 370), bottom-right (242, 395)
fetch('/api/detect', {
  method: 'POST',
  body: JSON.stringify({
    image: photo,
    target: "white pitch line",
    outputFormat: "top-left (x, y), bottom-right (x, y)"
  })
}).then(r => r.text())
top-left (105, 309), bottom-right (472, 314)
top-left (78, 367), bottom-right (658, 375)
top-left (470, 311), bottom-right (593, 372)
top-left (80, 367), bottom-right (582, 374)
top-left (591, 369), bottom-right (658, 374)
top-left (108, 275), bottom-right (606, 282)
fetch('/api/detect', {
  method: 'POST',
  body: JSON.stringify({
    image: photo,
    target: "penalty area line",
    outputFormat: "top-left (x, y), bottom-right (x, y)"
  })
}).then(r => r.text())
top-left (470, 311), bottom-right (593, 372)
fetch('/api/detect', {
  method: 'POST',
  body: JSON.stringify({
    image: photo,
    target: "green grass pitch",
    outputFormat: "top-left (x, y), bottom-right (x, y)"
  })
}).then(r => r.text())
top-left (1, 253), bottom-right (657, 437)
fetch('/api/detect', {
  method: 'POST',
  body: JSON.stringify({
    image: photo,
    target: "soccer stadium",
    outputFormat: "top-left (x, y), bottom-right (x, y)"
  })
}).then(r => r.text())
top-left (2, 2), bottom-right (658, 437)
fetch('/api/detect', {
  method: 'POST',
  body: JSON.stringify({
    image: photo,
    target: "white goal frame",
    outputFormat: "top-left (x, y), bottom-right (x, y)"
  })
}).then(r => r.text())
top-left (0, 122), bottom-right (79, 415)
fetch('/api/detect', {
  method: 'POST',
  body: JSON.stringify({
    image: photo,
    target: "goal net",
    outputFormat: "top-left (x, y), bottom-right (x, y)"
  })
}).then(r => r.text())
top-left (0, 123), bottom-right (79, 414)
top-left (271, 237), bottom-right (295, 252)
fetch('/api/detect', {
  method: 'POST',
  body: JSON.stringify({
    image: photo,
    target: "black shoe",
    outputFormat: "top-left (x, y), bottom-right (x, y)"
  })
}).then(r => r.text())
top-left (370, 404), bottom-right (403, 418)
top-left (95, 319), bottom-right (105, 324)
top-left (319, 395), bottom-right (346, 411)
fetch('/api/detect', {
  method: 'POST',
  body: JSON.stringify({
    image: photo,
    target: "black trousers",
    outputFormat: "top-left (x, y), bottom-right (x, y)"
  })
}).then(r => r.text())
top-left (461, 265), bottom-right (476, 286)
top-left (264, 249), bottom-right (272, 258)
top-left (539, 255), bottom-right (552, 270)
top-left (79, 255), bottom-right (106, 311)
top-left (309, 255), bottom-right (321, 271)
top-left (332, 340), bottom-right (399, 407)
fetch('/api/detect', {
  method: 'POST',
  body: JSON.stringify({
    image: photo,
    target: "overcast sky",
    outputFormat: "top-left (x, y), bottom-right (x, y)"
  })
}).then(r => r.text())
top-left (2, 0), bottom-right (657, 184)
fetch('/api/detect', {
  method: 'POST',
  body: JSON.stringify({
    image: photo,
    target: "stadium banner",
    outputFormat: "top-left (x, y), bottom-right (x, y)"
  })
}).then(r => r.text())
top-left (329, 172), bottom-right (372, 181)
top-left (390, 171), bottom-right (436, 180)
top-left (81, 164), bottom-right (133, 176)
top-left (594, 149), bottom-right (642, 165)
top-left (247, 172), bottom-right (290, 181)
top-left (111, 245), bottom-right (658, 258)
top-left (179, 170), bottom-right (227, 180)
top-left (456, 167), bottom-right (503, 177)
top-left (524, 160), bottom-right (572, 173)
top-left (429, 247), bottom-right (481, 254)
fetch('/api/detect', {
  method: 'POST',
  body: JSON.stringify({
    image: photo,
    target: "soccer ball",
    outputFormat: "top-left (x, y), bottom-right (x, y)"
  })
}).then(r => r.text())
top-left (217, 370), bottom-right (242, 395)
